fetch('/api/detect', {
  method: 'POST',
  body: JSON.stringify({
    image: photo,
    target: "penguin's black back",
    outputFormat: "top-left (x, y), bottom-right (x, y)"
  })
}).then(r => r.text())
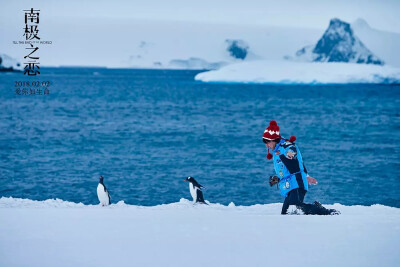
top-left (107, 190), bottom-right (111, 205)
top-left (191, 178), bottom-right (203, 190)
top-left (196, 188), bottom-right (206, 204)
top-left (99, 176), bottom-right (111, 204)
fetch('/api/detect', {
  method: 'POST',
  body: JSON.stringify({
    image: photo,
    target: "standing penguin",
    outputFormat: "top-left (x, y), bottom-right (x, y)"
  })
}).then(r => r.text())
top-left (97, 176), bottom-right (111, 206)
top-left (184, 176), bottom-right (207, 204)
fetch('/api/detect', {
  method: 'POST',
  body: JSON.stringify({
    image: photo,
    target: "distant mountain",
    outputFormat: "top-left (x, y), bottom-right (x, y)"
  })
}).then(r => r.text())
top-left (116, 20), bottom-right (323, 69)
top-left (225, 39), bottom-right (249, 60)
top-left (296, 18), bottom-right (383, 65)
top-left (0, 53), bottom-right (22, 71)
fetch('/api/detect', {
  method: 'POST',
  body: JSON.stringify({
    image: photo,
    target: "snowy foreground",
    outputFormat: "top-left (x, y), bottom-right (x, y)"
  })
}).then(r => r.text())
top-left (195, 60), bottom-right (400, 84)
top-left (1, 197), bottom-right (399, 267)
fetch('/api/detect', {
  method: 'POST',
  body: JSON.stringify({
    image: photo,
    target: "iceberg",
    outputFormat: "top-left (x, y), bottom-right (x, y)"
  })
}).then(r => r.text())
top-left (195, 60), bottom-right (400, 84)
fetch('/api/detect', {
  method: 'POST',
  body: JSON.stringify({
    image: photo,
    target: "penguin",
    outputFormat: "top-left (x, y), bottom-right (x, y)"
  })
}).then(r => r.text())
top-left (184, 176), bottom-right (207, 204)
top-left (97, 176), bottom-right (111, 206)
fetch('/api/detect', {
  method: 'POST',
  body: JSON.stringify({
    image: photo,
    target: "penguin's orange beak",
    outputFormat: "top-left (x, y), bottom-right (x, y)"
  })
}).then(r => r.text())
top-left (184, 178), bottom-right (188, 181)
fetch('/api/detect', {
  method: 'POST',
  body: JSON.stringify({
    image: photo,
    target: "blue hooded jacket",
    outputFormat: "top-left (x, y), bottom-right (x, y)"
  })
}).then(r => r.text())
top-left (272, 138), bottom-right (309, 197)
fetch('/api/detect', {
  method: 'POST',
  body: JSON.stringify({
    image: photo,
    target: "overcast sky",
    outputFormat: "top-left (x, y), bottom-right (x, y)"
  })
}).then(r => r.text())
top-left (1, 0), bottom-right (400, 33)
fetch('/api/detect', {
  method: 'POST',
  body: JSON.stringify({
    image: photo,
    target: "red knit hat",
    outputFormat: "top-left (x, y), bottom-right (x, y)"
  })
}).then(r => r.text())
top-left (262, 120), bottom-right (296, 160)
top-left (263, 120), bottom-right (281, 141)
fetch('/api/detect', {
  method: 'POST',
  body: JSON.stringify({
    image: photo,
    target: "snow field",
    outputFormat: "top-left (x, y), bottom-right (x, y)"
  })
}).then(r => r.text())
top-left (1, 197), bottom-right (399, 267)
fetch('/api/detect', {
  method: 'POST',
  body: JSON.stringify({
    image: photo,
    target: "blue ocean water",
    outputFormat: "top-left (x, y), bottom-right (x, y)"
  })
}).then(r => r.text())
top-left (0, 68), bottom-right (399, 207)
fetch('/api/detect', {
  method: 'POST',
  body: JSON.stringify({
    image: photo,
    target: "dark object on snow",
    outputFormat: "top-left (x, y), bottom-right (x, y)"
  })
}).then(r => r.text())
top-left (281, 188), bottom-right (339, 215)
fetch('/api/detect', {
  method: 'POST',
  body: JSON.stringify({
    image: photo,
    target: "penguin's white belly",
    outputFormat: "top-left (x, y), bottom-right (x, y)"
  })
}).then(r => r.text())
top-left (189, 183), bottom-right (197, 202)
top-left (97, 184), bottom-right (110, 206)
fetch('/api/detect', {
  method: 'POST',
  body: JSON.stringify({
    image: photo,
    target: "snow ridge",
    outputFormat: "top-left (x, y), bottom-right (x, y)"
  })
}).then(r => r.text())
top-left (1, 196), bottom-right (399, 214)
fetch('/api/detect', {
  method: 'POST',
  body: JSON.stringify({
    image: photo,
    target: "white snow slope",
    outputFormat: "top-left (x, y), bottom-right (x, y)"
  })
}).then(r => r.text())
top-left (1, 197), bottom-right (399, 267)
top-left (195, 60), bottom-right (400, 84)
top-left (351, 18), bottom-right (400, 68)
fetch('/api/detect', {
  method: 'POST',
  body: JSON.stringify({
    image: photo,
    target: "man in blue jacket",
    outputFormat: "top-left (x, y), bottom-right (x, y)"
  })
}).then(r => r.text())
top-left (262, 120), bottom-right (339, 215)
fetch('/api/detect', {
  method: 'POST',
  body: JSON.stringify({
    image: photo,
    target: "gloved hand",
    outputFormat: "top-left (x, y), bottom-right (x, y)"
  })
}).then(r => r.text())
top-left (269, 176), bottom-right (280, 187)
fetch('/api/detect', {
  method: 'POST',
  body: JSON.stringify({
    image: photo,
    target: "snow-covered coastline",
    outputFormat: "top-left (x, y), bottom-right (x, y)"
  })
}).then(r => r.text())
top-left (0, 53), bottom-right (22, 71)
top-left (195, 60), bottom-right (400, 84)
top-left (1, 197), bottom-right (399, 267)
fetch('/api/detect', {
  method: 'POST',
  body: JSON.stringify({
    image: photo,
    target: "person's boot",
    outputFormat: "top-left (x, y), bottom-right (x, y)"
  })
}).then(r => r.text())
top-left (314, 201), bottom-right (323, 208)
top-left (314, 201), bottom-right (340, 215)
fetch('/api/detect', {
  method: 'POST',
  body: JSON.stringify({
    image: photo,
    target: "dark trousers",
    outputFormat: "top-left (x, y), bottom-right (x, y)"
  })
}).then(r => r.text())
top-left (281, 188), bottom-right (332, 215)
top-left (281, 188), bottom-right (306, 214)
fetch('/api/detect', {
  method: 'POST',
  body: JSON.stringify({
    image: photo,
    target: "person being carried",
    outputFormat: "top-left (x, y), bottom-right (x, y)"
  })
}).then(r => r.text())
top-left (262, 120), bottom-right (339, 215)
